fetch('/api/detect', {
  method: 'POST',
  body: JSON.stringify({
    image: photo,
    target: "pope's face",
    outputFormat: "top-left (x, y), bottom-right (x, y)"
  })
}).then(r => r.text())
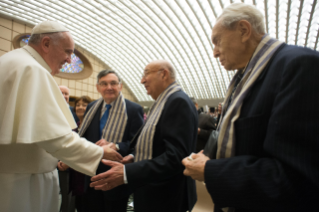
top-left (211, 22), bottom-right (245, 70)
top-left (47, 32), bottom-right (74, 75)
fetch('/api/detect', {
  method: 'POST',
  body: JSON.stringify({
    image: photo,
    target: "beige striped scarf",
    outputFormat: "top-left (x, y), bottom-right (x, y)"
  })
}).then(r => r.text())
top-left (78, 92), bottom-right (127, 144)
top-left (135, 82), bottom-right (181, 162)
top-left (217, 35), bottom-right (284, 212)
top-left (217, 35), bottom-right (283, 159)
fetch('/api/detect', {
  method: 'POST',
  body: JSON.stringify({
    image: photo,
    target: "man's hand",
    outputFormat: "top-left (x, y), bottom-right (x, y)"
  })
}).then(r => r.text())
top-left (198, 128), bottom-right (201, 134)
top-left (102, 145), bottom-right (123, 162)
top-left (96, 139), bottom-right (117, 151)
top-left (182, 151), bottom-right (209, 182)
top-left (121, 155), bottom-right (134, 164)
top-left (57, 161), bottom-right (69, 171)
top-left (96, 139), bottom-right (110, 147)
top-left (90, 160), bottom-right (124, 191)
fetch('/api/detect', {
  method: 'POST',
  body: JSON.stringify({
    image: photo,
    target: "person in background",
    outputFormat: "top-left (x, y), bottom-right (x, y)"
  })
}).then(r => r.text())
top-left (59, 85), bottom-right (79, 123)
top-left (209, 107), bottom-right (215, 118)
top-left (60, 69), bottom-right (144, 212)
top-left (191, 98), bottom-right (216, 153)
top-left (74, 96), bottom-right (92, 128)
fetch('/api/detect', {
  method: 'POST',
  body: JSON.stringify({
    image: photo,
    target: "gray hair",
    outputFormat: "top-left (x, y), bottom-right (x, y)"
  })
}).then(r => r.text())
top-left (166, 63), bottom-right (176, 80)
top-left (28, 32), bottom-right (64, 46)
top-left (97, 69), bottom-right (122, 84)
top-left (216, 3), bottom-right (266, 34)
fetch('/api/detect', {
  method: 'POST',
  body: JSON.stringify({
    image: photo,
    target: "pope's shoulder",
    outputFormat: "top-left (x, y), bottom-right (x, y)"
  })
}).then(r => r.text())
top-left (0, 48), bottom-right (49, 77)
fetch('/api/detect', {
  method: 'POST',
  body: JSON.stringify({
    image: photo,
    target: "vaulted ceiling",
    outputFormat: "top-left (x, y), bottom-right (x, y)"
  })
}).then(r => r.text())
top-left (0, 0), bottom-right (318, 102)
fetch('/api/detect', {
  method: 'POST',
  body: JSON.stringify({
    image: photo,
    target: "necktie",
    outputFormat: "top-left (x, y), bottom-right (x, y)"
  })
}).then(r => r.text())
top-left (100, 104), bottom-right (111, 137)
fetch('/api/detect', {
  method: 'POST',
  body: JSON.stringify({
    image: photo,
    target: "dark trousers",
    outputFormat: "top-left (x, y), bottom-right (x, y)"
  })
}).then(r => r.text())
top-left (75, 186), bottom-right (129, 212)
top-left (59, 170), bottom-right (75, 212)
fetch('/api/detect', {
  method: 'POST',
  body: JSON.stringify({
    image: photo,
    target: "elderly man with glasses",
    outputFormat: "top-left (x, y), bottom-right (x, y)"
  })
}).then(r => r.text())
top-left (90, 60), bottom-right (198, 212)
top-left (59, 69), bottom-right (144, 212)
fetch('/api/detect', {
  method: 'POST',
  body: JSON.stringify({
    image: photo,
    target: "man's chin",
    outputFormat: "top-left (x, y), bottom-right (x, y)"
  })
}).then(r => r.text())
top-left (51, 69), bottom-right (60, 76)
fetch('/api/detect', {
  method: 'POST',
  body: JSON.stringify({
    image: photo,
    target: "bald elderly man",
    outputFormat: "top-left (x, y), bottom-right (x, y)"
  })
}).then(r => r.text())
top-left (59, 85), bottom-right (79, 123)
top-left (90, 60), bottom-right (198, 212)
top-left (0, 21), bottom-right (122, 212)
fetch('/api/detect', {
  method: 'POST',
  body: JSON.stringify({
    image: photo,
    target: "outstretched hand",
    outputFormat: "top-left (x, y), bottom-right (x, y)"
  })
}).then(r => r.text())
top-left (90, 159), bottom-right (125, 191)
top-left (102, 145), bottom-right (123, 162)
top-left (182, 151), bottom-right (209, 182)
top-left (121, 155), bottom-right (134, 164)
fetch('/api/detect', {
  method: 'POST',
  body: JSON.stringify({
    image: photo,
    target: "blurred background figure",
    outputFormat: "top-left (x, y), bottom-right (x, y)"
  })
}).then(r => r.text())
top-left (59, 85), bottom-right (79, 124)
top-left (191, 98), bottom-right (216, 152)
top-left (209, 107), bottom-right (215, 118)
top-left (74, 96), bottom-right (92, 129)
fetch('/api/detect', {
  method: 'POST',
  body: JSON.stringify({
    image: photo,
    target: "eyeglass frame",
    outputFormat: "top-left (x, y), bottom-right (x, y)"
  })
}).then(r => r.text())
top-left (141, 69), bottom-right (164, 78)
top-left (97, 81), bottom-right (120, 88)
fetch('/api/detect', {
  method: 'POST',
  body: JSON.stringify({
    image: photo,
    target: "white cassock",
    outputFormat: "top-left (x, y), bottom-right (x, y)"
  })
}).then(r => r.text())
top-left (0, 45), bottom-right (103, 212)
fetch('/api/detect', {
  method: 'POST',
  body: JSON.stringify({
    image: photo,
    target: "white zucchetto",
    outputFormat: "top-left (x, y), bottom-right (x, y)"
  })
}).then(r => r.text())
top-left (31, 20), bottom-right (69, 35)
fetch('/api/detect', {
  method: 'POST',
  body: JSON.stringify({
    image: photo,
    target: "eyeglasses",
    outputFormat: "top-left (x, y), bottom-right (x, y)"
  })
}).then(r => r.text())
top-left (141, 69), bottom-right (164, 78)
top-left (97, 81), bottom-right (120, 87)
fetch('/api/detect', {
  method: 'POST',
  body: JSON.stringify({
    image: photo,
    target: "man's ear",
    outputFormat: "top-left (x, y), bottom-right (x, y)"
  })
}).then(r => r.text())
top-left (162, 69), bottom-right (169, 80)
top-left (237, 20), bottom-right (252, 43)
top-left (41, 36), bottom-right (51, 53)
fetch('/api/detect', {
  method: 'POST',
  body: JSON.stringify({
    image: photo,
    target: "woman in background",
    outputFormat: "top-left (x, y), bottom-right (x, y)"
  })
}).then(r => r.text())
top-left (74, 96), bottom-right (92, 129)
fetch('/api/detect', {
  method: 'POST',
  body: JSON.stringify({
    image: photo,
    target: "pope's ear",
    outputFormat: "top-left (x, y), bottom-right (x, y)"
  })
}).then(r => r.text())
top-left (41, 36), bottom-right (51, 53)
top-left (237, 20), bottom-right (252, 43)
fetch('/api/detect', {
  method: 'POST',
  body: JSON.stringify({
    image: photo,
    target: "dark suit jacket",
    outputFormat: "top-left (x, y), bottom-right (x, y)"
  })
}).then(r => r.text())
top-left (125, 90), bottom-right (198, 212)
top-left (205, 44), bottom-right (319, 211)
top-left (82, 98), bottom-right (144, 200)
top-left (196, 113), bottom-right (216, 152)
top-left (69, 106), bottom-right (79, 123)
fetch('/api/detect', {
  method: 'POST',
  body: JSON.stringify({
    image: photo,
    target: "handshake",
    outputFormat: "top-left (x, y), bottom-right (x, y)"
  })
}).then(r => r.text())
top-left (57, 139), bottom-right (134, 171)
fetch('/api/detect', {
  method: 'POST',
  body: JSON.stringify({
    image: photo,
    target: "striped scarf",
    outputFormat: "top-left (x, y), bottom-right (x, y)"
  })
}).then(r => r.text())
top-left (217, 34), bottom-right (284, 159)
top-left (78, 92), bottom-right (127, 144)
top-left (135, 82), bottom-right (181, 162)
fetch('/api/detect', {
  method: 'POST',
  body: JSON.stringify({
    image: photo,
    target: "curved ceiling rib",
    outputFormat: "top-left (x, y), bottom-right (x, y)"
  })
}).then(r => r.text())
top-left (0, 0), bottom-right (318, 102)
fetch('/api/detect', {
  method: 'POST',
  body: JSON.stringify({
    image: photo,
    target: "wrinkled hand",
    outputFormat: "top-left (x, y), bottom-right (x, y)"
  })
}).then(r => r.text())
top-left (102, 145), bottom-right (123, 162)
top-left (90, 160), bottom-right (124, 191)
top-left (121, 155), bottom-right (134, 164)
top-left (96, 139), bottom-right (110, 147)
top-left (182, 151), bottom-right (209, 182)
top-left (57, 161), bottom-right (69, 171)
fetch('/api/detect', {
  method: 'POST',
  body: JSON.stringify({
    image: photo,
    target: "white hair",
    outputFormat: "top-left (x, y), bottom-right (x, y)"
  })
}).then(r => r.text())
top-left (28, 32), bottom-right (65, 46)
top-left (216, 3), bottom-right (266, 34)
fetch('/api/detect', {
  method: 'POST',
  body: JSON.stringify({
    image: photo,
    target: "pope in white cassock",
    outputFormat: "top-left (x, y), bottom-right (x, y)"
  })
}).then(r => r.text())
top-left (0, 21), bottom-right (123, 212)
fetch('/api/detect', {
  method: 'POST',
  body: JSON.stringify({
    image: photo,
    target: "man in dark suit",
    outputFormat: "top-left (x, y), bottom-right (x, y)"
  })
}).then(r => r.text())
top-left (183, 3), bottom-right (319, 212)
top-left (90, 60), bottom-right (198, 212)
top-left (73, 70), bottom-right (144, 212)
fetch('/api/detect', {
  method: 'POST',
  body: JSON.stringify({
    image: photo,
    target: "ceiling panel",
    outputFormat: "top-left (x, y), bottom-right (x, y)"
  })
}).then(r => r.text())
top-left (0, 0), bottom-right (318, 101)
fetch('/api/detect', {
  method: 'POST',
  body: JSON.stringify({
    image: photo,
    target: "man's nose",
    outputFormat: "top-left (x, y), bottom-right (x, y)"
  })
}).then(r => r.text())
top-left (213, 47), bottom-right (219, 58)
top-left (141, 77), bottom-right (146, 84)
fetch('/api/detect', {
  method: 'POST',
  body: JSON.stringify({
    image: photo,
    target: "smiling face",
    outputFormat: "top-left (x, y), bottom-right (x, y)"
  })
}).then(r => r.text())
top-left (211, 21), bottom-right (246, 70)
top-left (75, 99), bottom-right (88, 119)
top-left (96, 73), bottom-right (122, 104)
top-left (46, 32), bottom-right (74, 75)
